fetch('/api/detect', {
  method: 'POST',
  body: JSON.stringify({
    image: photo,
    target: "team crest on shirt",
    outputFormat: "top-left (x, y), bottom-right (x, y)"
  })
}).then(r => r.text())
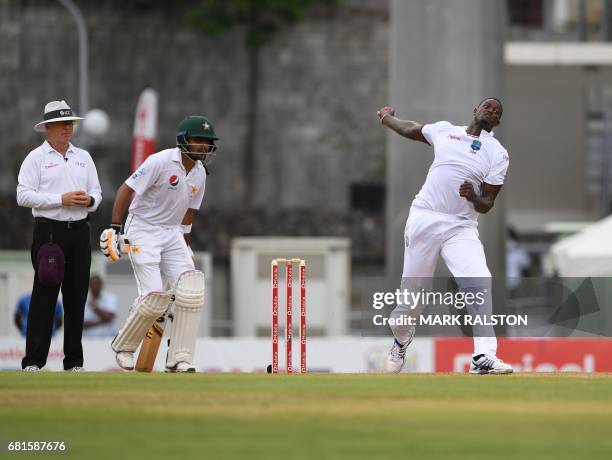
top-left (470, 140), bottom-right (482, 154)
top-left (131, 167), bottom-right (146, 179)
top-left (190, 184), bottom-right (198, 196)
top-left (168, 175), bottom-right (179, 188)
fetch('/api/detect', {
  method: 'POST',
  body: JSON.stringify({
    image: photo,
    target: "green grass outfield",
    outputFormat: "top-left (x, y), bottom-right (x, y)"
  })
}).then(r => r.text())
top-left (1, 373), bottom-right (611, 459)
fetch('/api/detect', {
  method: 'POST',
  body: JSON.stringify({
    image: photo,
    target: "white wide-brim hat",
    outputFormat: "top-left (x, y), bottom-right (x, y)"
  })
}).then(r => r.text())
top-left (34, 100), bottom-right (84, 132)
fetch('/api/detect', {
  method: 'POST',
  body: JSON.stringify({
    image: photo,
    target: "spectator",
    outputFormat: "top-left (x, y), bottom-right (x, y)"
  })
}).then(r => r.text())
top-left (14, 293), bottom-right (63, 338)
top-left (506, 226), bottom-right (530, 291)
top-left (83, 274), bottom-right (118, 336)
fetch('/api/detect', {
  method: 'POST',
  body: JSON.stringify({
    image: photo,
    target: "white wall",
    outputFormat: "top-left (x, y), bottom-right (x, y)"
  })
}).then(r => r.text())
top-left (231, 237), bottom-right (351, 337)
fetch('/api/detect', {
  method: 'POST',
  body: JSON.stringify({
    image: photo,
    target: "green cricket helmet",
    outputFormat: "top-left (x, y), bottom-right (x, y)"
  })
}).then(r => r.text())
top-left (176, 115), bottom-right (219, 165)
top-left (176, 115), bottom-right (218, 141)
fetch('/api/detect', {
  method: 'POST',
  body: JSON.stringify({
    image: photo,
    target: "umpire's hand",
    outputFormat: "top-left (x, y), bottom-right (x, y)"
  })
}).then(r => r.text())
top-left (62, 190), bottom-right (91, 207)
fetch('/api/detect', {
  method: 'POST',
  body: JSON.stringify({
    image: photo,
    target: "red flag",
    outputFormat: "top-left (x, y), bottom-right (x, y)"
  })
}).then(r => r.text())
top-left (130, 88), bottom-right (158, 172)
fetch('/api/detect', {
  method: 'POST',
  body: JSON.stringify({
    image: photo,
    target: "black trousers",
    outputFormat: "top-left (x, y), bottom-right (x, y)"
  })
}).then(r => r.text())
top-left (22, 218), bottom-right (91, 370)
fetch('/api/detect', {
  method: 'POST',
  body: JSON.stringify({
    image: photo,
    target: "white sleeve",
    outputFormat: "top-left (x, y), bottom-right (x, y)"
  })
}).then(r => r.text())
top-left (420, 121), bottom-right (451, 146)
top-left (103, 293), bottom-right (118, 314)
top-left (16, 152), bottom-right (63, 209)
top-left (85, 152), bottom-right (102, 212)
top-left (485, 150), bottom-right (510, 185)
top-left (125, 155), bottom-right (160, 195)
top-left (189, 176), bottom-right (206, 210)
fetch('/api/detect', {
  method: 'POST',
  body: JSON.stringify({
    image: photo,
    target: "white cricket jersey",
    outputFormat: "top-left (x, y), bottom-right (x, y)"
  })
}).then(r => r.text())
top-left (125, 148), bottom-right (206, 226)
top-left (414, 121), bottom-right (510, 221)
top-left (16, 140), bottom-right (102, 220)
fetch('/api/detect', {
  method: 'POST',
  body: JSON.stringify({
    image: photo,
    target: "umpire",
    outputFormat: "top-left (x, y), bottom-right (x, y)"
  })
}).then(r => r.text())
top-left (17, 100), bottom-right (102, 371)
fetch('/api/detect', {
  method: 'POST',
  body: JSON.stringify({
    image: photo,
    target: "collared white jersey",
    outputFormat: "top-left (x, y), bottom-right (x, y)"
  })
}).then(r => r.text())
top-left (413, 121), bottom-right (510, 221)
top-left (17, 140), bottom-right (102, 220)
top-left (125, 148), bottom-right (206, 226)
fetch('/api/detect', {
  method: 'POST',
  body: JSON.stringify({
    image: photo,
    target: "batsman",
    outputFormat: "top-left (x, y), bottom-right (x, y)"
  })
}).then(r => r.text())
top-left (100, 115), bottom-right (218, 372)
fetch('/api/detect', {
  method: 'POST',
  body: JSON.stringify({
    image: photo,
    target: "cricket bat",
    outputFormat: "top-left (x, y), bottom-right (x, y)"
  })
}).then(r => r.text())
top-left (135, 316), bottom-right (167, 372)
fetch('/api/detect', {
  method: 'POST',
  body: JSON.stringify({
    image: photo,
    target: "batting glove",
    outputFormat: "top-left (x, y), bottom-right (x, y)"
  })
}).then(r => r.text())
top-left (100, 225), bottom-right (130, 262)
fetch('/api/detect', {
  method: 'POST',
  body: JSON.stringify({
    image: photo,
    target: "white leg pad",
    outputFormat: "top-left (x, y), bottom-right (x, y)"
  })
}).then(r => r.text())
top-left (166, 270), bottom-right (205, 368)
top-left (112, 291), bottom-right (173, 353)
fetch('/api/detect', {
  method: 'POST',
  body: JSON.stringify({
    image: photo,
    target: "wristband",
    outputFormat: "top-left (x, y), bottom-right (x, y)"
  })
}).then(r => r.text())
top-left (380, 113), bottom-right (390, 124)
top-left (110, 223), bottom-right (122, 232)
top-left (182, 224), bottom-right (192, 234)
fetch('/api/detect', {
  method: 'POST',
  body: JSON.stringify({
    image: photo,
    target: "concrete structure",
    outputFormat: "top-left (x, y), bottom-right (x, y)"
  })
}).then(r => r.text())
top-left (504, 45), bottom-right (612, 230)
top-left (2, 0), bottom-right (611, 276)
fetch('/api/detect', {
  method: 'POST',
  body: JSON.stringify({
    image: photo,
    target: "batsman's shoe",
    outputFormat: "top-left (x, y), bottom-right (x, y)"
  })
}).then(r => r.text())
top-left (165, 362), bottom-right (196, 373)
top-left (65, 366), bottom-right (85, 372)
top-left (469, 354), bottom-right (514, 374)
top-left (385, 328), bottom-right (415, 373)
top-left (23, 365), bottom-right (41, 372)
top-left (115, 351), bottom-right (135, 371)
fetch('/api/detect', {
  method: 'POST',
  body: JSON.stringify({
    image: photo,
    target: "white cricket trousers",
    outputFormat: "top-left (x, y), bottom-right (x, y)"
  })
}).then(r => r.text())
top-left (124, 215), bottom-right (195, 298)
top-left (392, 205), bottom-right (497, 357)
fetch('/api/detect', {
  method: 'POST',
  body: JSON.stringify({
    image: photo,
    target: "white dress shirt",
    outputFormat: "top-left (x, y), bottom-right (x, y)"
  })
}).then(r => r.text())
top-left (17, 140), bottom-right (102, 221)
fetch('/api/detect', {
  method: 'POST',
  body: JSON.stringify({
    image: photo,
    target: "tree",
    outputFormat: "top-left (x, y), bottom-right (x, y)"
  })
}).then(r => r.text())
top-left (191, 0), bottom-right (341, 208)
